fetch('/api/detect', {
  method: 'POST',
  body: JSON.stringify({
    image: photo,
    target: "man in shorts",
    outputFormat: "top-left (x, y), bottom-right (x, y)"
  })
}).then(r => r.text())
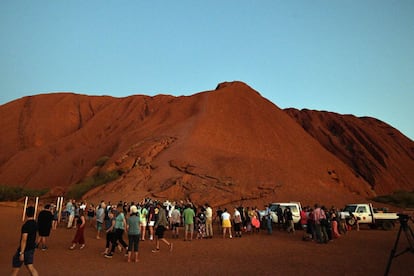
top-left (12, 206), bottom-right (39, 276)
top-left (183, 204), bottom-right (195, 241)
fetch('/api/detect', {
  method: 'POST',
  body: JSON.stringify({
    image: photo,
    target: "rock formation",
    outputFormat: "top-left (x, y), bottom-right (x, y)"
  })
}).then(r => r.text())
top-left (0, 81), bottom-right (413, 207)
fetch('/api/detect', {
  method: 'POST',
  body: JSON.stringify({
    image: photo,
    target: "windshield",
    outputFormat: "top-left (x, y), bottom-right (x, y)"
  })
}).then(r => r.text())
top-left (343, 205), bottom-right (357, 213)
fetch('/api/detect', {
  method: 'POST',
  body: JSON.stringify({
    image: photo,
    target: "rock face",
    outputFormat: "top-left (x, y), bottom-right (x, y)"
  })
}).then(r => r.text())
top-left (284, 109), bottom-right (414, 195)
top-left (0, 81), bottom-right (413, 207)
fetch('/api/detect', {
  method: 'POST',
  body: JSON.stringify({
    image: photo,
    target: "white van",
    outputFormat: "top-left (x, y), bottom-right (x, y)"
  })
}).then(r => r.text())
top-left (266, 202), bottom-right (302, 224)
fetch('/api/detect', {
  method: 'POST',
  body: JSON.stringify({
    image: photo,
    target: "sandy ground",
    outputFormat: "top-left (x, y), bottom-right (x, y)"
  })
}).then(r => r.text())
top-left (1, 203), bottom-right (413, 276)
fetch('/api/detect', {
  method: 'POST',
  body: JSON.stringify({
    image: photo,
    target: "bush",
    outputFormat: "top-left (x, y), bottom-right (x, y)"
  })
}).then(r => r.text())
top-left (66, 170), bottom-right (121, 199)
top-left (372, 190), bottom-right (414, 208)
top-left (95, 156), bottom-right (110, 167)
top-left (0, 185), bottom-right (49, 201)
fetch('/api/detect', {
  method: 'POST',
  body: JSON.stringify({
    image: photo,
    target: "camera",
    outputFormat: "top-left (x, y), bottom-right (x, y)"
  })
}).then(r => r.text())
top-left (397, 213), bottom-right (411, 223)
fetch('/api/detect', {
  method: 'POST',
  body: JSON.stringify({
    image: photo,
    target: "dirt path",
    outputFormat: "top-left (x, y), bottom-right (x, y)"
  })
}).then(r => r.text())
top-left (1, 204), bottom-right (412, 275)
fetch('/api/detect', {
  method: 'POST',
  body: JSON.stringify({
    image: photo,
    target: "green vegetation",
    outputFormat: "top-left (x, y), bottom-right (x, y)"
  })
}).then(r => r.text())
top-left (0, 185), bottom-right (49, 201)
top-left (95, 156), bottom-right (110, 167)
top-left (66, 170), bottom-right (121, 199)
top-left (372, 190), bottom-right (414, 209)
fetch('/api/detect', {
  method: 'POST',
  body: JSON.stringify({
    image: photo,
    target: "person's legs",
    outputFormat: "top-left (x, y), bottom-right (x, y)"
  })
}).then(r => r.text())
top-left (11, 268), bottom-right (20, 276)
top-left (184, 224), bottom-right (189, 241)
top-left (25, 264), bottom-right (39, 276)
top-left (189, 223), bottom-right (194, 240)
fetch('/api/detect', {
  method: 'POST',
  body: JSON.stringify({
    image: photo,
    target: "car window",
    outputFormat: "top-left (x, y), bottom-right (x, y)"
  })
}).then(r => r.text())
top-left (344, 205), bottom-right (357, 213)
top-left (356, 206), bottom-right (367, 213)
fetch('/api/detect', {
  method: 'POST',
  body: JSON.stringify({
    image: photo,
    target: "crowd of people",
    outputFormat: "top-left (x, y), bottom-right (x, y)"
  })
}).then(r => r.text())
top-left (13, 198), bottom-right (355, 275)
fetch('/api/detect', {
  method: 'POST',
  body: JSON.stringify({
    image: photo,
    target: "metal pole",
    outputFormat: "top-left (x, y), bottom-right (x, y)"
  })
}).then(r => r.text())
top-left (22, 196), bottom-right (28, 221)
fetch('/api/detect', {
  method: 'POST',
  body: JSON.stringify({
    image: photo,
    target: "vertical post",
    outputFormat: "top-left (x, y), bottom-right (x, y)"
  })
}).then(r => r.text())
top-left (22, 196), bottom-right (28, 221)
top-left (34, 197), bottom-right (39, 219)
top-left (56, 197), bottom-right (61, 212)
top-left (58, 197), bottom-right (64, 223)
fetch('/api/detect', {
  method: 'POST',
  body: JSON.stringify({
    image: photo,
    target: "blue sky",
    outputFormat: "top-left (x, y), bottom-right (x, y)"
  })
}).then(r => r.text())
top-left (1, 1), bottom-right (413, 140)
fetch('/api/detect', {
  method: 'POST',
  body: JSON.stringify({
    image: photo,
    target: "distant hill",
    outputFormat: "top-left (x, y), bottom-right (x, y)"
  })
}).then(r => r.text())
top-left (1, 81), bottom-right (413, 207)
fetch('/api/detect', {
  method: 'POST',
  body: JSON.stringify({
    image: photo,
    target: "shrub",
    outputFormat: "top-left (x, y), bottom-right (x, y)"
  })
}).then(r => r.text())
top-left (372, 190), bottom-right (414, 208)
top-left (66, 170), bottom-right (121, 199)
top-left (95, 156), bottom-right (110, 167)
top-left (0, 185), bottom-right (49, 201)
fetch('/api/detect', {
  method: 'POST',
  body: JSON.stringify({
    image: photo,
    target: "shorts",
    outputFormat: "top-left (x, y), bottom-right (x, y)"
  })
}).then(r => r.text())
top-left (140, 220), bottom-right (147, 227)
top-left (148, 221), bottom-right (155, 227)
top-left (128, 234), bottom-right (140, 252)
top-left (155, 225), bottom-right (166, 238)
top-left (172, 222), bottom-right (180, 229)
top-left (96, 221), bottom-right (103, 231)
top-left (12, 249), bottom-right (34, 267)
top-left (185, 223), bottom-right (194, 233)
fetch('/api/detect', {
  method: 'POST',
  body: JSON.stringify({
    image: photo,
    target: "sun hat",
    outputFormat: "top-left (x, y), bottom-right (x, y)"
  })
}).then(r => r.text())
top-left (130, 205), bottom-right (138, 214)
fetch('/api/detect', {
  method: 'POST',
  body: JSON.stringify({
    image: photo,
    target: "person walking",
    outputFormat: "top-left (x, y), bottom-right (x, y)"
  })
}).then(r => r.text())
top-left (69, 208), bottom-right (86, 249)
top-left (103, 210), bottom-right (117, 257)
top-left (152, 203), bottom-right (173, 253)
top-left (113, 203), bottom-right (128, 252)
top-left (36, 204), bottom-right (53, 250)
top-left (12, 206), bottom-right (39, 276)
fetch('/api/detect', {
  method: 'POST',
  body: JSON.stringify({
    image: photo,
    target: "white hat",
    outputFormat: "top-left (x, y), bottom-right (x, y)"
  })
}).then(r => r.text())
top-left (130, 205), bottom-right (138, 214)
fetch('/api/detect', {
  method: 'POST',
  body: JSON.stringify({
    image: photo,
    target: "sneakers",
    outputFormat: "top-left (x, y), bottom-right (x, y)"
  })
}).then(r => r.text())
top-left (80, 244), bottom-right (85, 249)
top-left (151, 248), bottom-right (160, 253)
top-left (104, 253), bottom-right (113, 258)
top-left (41, 245), bottom-right (48, 251)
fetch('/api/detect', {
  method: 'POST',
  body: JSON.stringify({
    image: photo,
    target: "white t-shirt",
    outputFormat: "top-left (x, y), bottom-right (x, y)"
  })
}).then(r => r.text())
top-left (221, 211), bottom-right (231, 220)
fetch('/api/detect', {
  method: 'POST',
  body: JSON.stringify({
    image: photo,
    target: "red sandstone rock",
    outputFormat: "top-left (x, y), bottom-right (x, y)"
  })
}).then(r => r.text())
top-left (0, 82), bottom-right (412, 207)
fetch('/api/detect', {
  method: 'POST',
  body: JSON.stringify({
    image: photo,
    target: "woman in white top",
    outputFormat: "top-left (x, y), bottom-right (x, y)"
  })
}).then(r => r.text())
top-left (221, 208), bottom-right (232, 238)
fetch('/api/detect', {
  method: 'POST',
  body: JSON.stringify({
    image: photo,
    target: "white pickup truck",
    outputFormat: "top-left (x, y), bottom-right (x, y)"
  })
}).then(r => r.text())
top-left (342, 203), bottom-right (399, 230)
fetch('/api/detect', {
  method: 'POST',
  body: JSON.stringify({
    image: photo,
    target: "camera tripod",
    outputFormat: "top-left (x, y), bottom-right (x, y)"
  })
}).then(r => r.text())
top-left (384, 214), bottom-right (414, 276)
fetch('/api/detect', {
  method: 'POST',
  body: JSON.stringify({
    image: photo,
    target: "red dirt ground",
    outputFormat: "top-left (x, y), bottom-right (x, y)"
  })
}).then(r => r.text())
top-left (1, 203), bottom-right (413, 276)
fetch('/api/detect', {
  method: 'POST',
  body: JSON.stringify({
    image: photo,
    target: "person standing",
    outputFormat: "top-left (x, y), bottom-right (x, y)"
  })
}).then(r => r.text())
top-left (66, 199), bottom-right (75, 229)
top-left (96, 202), bottom-right (105, 239)
top-left (139, 204), bottom-right (148, 241)
top-left (182, 204), bottom-right (195, 241)
top-left (12, 206), bottom-right (39, 276)
top-left (152, 203), bottom-right (173, 253)
top-left (264, 204), bottom-right (273, 235)
top-left (147, 203), bottom-right (156, 241)
top-left (204, 203), bottom-right (213, 238)
top-left (233, 207), bottom-right (242, 238)
top-left (69, 208), bottom-right (86, 249)
top-left (285, 207), bottom-right (295, 234)
top-left (36, 204), bottom-right (53, 250)
top-left (221, 208), bottom-right (232, 238)
top-left (127, 205), bottom-right (141, 262)
top-left (170, 206), bottom-right (181, 239)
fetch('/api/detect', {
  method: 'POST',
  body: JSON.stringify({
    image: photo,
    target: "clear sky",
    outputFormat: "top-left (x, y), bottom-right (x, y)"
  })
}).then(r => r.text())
top-left (1, 1), bottom-right (413, 140)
